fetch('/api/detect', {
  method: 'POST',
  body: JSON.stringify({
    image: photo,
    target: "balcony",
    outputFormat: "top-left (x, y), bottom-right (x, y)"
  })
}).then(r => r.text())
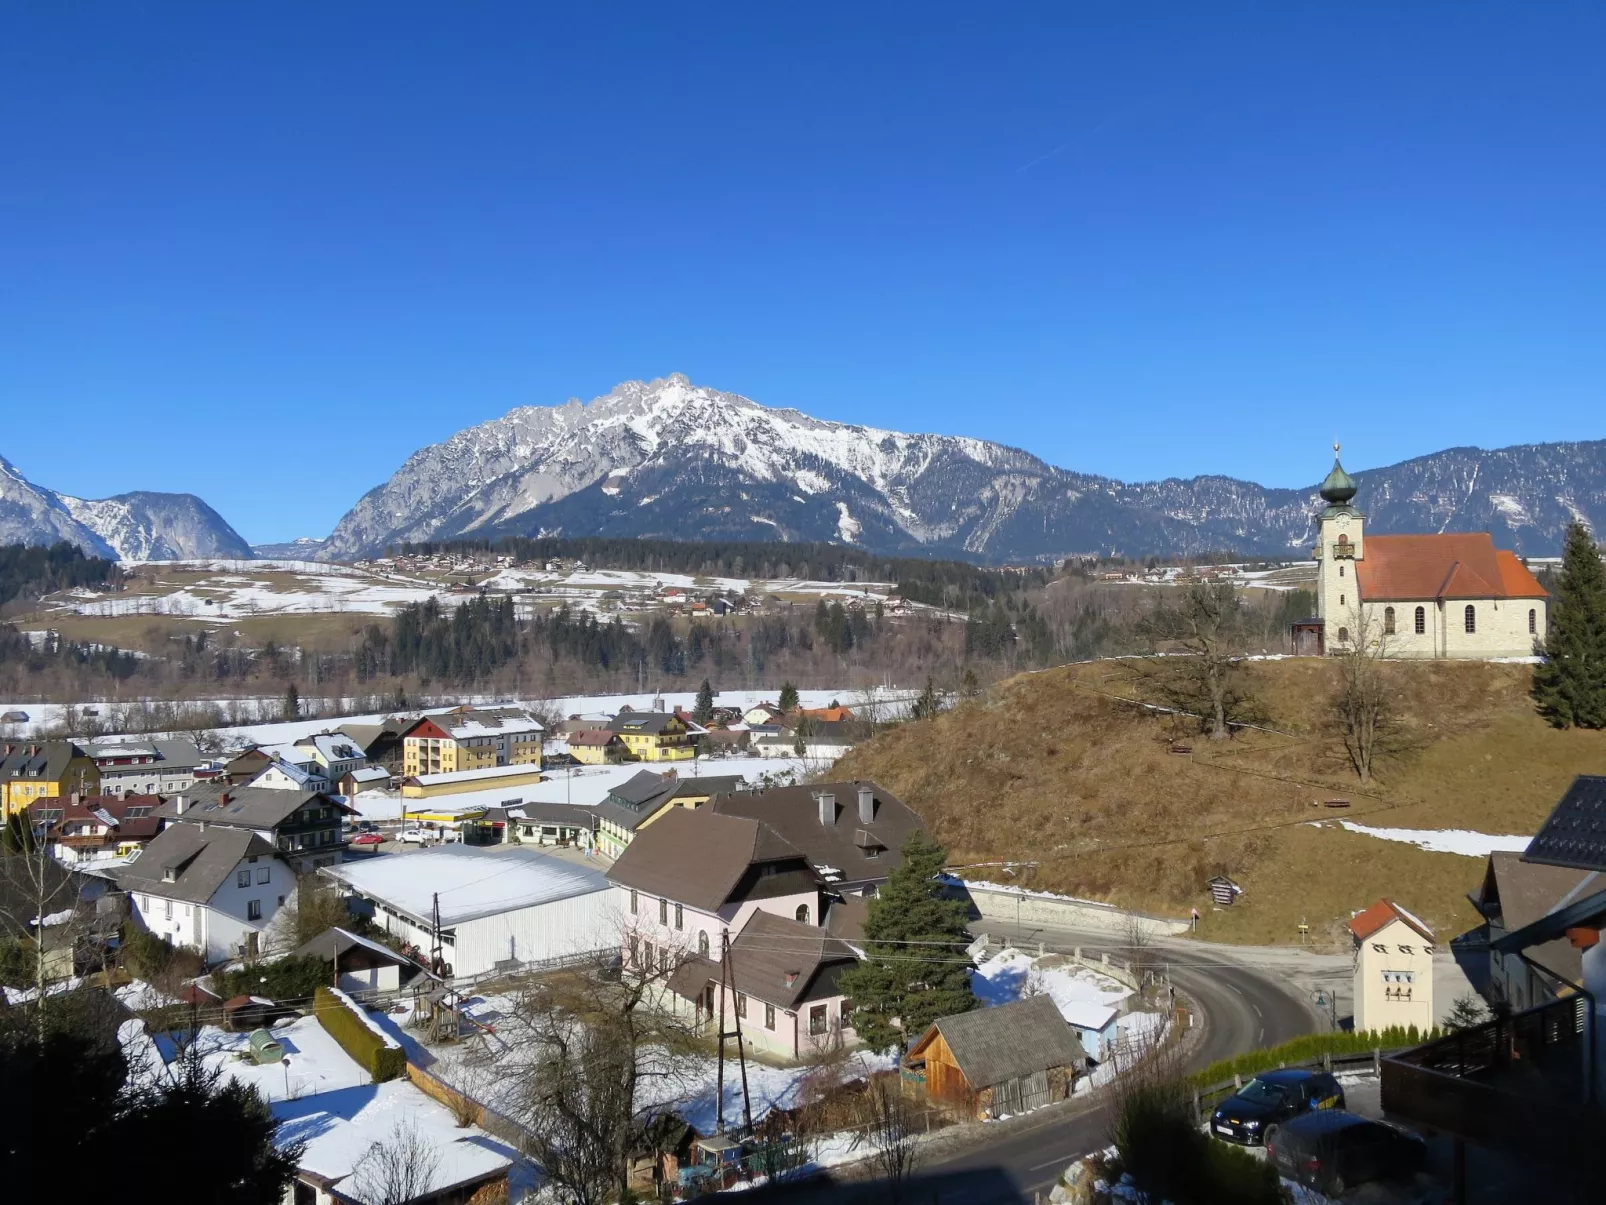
top-left (1381, 995), bottom-right (1596, 1149)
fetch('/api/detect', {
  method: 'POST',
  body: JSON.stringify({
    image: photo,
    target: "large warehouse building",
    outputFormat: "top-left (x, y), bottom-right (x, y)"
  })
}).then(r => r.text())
top-left (321, 846), bottom-right (615, 978)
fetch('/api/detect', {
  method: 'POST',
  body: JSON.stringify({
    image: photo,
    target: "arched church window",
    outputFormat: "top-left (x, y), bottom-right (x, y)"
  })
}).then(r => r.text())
top-left (1337, 627), bottom-right (1350, 644)
top-left (1414, 606), bottom-right (1426, 635)
top-left (698, 931), bottom-right (709, 958)
top-left (1529, 608), bottom-right (1536, 634)
top-left (1383, 606), bottom-right (1396, 635)
top-left (1464, 605), bottom-right (1476, 634)
top-left (1339, 564), bottom-right (1345, 577)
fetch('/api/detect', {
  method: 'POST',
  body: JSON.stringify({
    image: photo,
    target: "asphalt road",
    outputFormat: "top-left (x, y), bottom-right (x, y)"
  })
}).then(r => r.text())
top-left (924, 920), bottom-right (1321, 1203)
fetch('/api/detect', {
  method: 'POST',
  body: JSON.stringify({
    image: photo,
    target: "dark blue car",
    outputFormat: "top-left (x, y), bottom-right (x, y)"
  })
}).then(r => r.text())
top-left (1209, 1068), bottom-right (1344, 1145)
top-left (1267, 1109), bottom-right (1426, 1195)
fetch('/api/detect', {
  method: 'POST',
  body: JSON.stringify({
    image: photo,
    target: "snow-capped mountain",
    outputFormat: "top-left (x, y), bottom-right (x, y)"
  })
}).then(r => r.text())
top-left (323, 375), bottom-right (1606, 561)
top-left (0, 454), bottom-right (253, 561)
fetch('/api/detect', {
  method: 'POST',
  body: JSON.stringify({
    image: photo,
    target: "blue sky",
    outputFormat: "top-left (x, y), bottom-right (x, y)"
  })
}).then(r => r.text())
top-left (3, 3), bottom-right (1604, 542)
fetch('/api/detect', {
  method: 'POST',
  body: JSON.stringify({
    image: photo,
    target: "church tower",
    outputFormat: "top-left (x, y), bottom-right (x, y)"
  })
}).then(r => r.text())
top-left (1314, 445), bottom-right (1363, 645)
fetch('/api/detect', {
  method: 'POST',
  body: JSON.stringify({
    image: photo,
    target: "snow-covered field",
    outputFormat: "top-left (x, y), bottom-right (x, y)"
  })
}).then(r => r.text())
top-left (1328, 821), bottom-right (1533, 857)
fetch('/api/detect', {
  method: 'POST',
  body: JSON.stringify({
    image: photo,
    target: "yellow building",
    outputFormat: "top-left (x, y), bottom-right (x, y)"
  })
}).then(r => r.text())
top-left (400, 762), bottom-right (546, 799)
top-left (401, 706), bottom-right (544, 777)
top-left (1, 741), bottom-right (100, 817)
top-left (567, 729), bottom-right (628, 765)
top-left (609, 712), bottom-right (694, 762)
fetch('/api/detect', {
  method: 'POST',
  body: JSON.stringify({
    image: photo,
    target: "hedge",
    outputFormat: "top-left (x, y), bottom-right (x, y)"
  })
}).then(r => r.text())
top-left (314, 985), bottom-right (406, 1083)
top-left (1190, 1026), bottom-right (1441, 1091)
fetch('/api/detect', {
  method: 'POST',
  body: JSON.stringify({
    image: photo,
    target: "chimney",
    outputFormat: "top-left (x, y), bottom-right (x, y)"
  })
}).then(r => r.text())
top-left (785, 971), bottom-right (798, 987)
top-left (857, 784), bottom-right (875, 824)
top-left (173, 794), bottom-right (187, 815)
top-left (70, 791), bottom-right (81, 806)
top-left (816, 792), bottom-right (836, 827)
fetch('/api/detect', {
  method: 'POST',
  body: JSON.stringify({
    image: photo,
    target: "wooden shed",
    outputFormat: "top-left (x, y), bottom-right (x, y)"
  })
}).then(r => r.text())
top-left (1208, 875), bottom-right (1243, 907)
top-left (904, 995), bottom-right (1085, 1120)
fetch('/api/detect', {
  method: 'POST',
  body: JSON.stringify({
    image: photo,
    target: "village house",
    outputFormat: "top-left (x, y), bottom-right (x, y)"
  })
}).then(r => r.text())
top-left (708, 780), bottom-right (924, 896)
top-left (904, 995), bottom-right (1086, 1120)
top-left (155, 784), bottom-right (355, 873)
top-left (292, 732), bottom-right (368, 784)
top-left (1, 740), bottom-right (99, 816)
top-left (608, 711), bottom-right (694, 762)
top-left (606, 807), bottom-right (858, 1061)
top-left (400, 706), bottom-right (544, 777)
top-left (593, 771), bottom-right (746, 859)
top-left (338, 764), bottom-right (392, 798)
top-left (742, 703), bottom-right (785, 727)
top-left (291, 926), bottom-right (422, 995)
top-left (248, 751), bottom-right (332, 793)
top-left (117, 823), bottom-right (293, 962)
top-left (28, 792), bottom-right (161, 865)
top-left (1469, 850), bottom-right (1594, 1013)
top-left (567, 728), bottom-right (629, 764)
top-left (1350, 898), bottom-right (1436, 1033)
top-left (1382, 776), bottom-right (1606, 1197)
top-left (83, 738), bottom-right (204, 797)
top-left (497, 801), bottom-right (596, 848)
top-left (1302, 447), bottom-right (1548, 658)
top-left (335, 716), bottom-right (411, 775)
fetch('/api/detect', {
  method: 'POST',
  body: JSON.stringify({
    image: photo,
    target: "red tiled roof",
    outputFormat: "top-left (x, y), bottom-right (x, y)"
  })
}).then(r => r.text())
top-left (1349, 898), bottom-right (1434, 942)
top-left (1354, 534), bottom-right (1547, 602)
top-left (567, 730), bottom-right (618, 747)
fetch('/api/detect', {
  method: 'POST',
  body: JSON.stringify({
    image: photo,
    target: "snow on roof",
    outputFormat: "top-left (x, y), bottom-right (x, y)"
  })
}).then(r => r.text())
top-left (407, 762), bottom-right (545, 787)
top-left (1060, 1001), bottom-right (1119, 1032)
top-left (346, 766), bottom-right (391, 782)
top-left (302, 733), bottom-right (366, 762)
top-left (323, 845), bottom-right (610, 925)
top-left (274, 1080), bottom-right (514, 1203)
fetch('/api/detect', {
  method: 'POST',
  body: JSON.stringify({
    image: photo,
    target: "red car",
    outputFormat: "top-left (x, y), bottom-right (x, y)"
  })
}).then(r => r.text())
top-left (350, 832), bottom-right (385, 847)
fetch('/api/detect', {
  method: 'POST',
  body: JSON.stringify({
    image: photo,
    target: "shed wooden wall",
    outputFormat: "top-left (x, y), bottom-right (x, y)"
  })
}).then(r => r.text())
top-left (918, 1031), bottom-right (972, 1104)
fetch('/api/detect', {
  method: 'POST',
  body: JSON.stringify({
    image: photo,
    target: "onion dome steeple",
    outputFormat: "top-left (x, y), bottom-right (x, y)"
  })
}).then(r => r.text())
top-left (1319, 442), bottom-right (1357, 506)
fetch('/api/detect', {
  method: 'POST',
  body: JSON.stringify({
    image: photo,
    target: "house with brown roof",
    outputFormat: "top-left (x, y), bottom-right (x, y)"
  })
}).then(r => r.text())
top-left (1350, 898), bottom-right (1436, 1033)
top-left (708, 781), bottom-right (925, 895)
top-left (568, 728), bottom-right (629, 765)
top-left (904, 995), bottom-right (1086, 1120)
top-left (1469, 851), bottom-right (1594, 1014)
top-left (606, 807), bottom-right (859, 1061)
top-left (28, 792), bottom-right (162, 865)
top-left (1309, 448), bottom-right (1547, 658)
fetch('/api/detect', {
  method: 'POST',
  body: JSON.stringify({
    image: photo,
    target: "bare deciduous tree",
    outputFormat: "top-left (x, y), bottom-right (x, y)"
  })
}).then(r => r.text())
top-left (1332, 603), bottom-right (1394, 783)
top-left (851, 1074), bottom-right (922, 1200)
top-left (349, 1117), bottom-right (443, 1205)
top-left (1139, 583), bottom-right (1253, 742)
top-left (0, 821), bottom-right (86, 1039)
top-left (498, 945), bottom-right (699, 1205)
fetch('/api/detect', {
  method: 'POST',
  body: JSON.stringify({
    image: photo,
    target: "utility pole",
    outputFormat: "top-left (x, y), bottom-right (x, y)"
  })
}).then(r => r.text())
top-left (713, 931), bottom-right (753, 1134)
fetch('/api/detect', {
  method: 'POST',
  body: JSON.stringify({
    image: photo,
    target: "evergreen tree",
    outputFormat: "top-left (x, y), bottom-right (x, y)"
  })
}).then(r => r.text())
top-left (693, 679), bottom-right (715, 724)
top-left (837, 831), bottom-right (975, 1053)
top-left (778, 682), bottom-right (800, 713)
top-left (909, 675), bottom-right (942, 721)
top-left (281, 682), bottom-right (301, 722)
top-left (1532, 522), bottom-right (1606, 729)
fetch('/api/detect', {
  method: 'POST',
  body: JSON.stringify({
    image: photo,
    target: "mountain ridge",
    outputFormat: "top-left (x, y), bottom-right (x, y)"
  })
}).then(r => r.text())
top-left (322, 375), bottom-right (1606, 562)
top-left (0, 455), bottom-right (254, 562)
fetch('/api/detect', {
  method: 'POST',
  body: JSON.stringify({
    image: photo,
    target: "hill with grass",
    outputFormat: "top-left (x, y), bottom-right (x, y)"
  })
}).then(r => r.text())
top-left (833, 658), bottom-right (1606, 948)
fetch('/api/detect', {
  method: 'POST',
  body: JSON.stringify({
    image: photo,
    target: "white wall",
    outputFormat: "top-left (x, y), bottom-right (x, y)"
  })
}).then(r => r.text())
top-left (370, 889), bottom-right (616, 978)
top-left (130, 852), bottom-right (290, 963)
top-left (1354, 917), bottom-right (1435, 1033)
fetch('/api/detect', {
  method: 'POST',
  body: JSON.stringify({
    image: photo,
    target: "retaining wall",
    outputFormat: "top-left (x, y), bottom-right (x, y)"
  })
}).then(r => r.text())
top-left (965, 884), bottom-right (1190, 938)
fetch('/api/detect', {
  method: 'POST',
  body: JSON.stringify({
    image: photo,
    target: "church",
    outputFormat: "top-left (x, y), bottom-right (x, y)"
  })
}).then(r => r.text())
top-left (1297, 447), bottom-right (1548, 659)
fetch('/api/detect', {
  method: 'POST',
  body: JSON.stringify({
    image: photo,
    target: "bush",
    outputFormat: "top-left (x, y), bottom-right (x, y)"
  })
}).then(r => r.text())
top-left (212, 956), bottom-right (331, 1005)
top-left (1112, 1082), bottom-right (1280, 1205)
top-left (0, 938), bottom-right (33, 989)
top-left (314, 985), bottom-right (405, 1083)
top-left (1190, 1026), bottom-right (1439, 1092)
top-left (120, 924), bottom-right (203, 983)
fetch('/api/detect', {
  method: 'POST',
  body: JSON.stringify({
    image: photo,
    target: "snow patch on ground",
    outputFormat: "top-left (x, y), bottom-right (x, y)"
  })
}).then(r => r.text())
top-left (1336, 821), bottom-right (1531, 857)
top-left (971, 947), bottom-right (1132, 1018)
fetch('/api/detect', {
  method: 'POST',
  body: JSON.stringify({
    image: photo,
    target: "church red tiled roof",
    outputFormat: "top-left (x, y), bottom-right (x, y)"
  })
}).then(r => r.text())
top-left (1354, 533), bottom-right (1547, 602)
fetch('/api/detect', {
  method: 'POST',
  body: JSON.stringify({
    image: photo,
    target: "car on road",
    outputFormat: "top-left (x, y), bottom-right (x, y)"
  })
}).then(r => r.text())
top-left (350, 831), bottom-right (385, 847)
top-left (1209, 1068), bottom-right (1344, 1145)
top-left (1266, 1109), bottom-right (1426, 1196)
top-left (398, 827), bottom-right (431, 844)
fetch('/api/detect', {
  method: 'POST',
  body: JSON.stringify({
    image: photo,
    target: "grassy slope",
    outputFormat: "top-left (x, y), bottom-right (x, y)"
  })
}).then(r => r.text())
top-left (833, 659), bottom-right (1606, 948)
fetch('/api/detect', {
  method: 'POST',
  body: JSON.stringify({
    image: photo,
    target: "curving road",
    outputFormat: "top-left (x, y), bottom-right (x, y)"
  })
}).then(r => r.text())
top-left (925, 920), bottom-right (1321, 1202)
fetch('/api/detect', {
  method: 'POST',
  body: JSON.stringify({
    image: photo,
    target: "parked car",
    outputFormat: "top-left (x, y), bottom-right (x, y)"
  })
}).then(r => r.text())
top-left (398, 827), bottom-right (430, 844)
top-left (350, 832), bottom-right (385, 847)
top-left (1267, 1110), bottom-right (1426, 1196)
top-left (1209, 1068), bottom-right (1344, 1145)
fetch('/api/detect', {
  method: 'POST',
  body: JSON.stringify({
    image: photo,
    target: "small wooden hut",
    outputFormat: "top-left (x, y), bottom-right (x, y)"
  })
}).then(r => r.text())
top-left (903, 995), bottom-right (1084, 1120)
